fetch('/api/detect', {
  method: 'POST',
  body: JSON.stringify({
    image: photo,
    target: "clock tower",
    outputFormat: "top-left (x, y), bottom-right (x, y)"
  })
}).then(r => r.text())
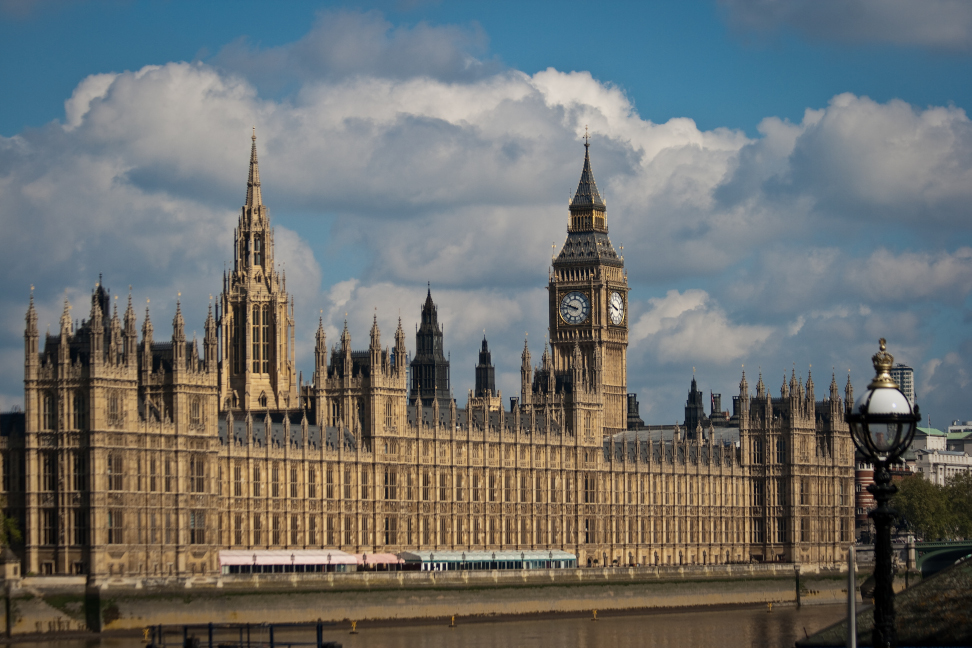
top-left (549, 138), bottom-right (628, 436)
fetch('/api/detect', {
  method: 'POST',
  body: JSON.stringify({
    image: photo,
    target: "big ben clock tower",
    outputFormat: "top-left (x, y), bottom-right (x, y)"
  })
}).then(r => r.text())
top-left (549, 137), bottom-right (628, 436)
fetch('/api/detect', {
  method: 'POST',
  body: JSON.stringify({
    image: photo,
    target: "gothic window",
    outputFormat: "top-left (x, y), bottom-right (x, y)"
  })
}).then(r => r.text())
top-left (455, 473), bottom-right (464, 502)
top-left (73, 509), bottom-right (88, 546)
top-left (107, 452), bottom-right (123, 491)
top-left (189, 397), bottom-right (202, 428)
top-left (384, 467), bottom-right (397, 500)
top-left (343, 517), bottom-right (353, 546)
top-left (422, 471), bottom-right (431, 501)
top-left (839, 480), bottom-right (846, 506)
top-left (753, 519), bottom-right (764, 544)
top-left (259, 392), bottom-right (268, 408)
top-left (488, 472), bottom-right (497, 502)
top-left (535, 473), bottom-right (544, 503)
top-left (290, 515), bottom-right (300, 545)
top-left (73, 391), bottom-right (86, 430)
top-left (504, 473), bottom-right (512, 502)
top-left (252, 305), bottom-right (261, 373)
top-left (326, 466), bottom-right (334, 499)
top-left (189, 455), bottom-right (205, 493)
top-left (253, 464), bottom-right (262, 497)
top-left (800, 479), bottom-right (808, 505)
top-left (344, 468), bottom-right (352, 499)
top-left (107, 510), bottom-right (123, 544)
top-left (776, 437), bottom-right (786, 464)
top-left (290, 466), bottom-right (298, 499)
top-left (272, 514), bottom-right (281, 545)
top-left (42, 392), bottom-right (56, 430)
top-left (800, 517), bottom-right (809, 542)
top-left (72, 452), bottom-right (87, 491)
top-left (40, 452), bottom-right (55, 491)
top-left (520, 474), bottom-right (530, 502)
top-left (361, 469), bottom-right (370, 499)
top-left (253, 235), bottom-right (263, 267)
top-left (308, 467), bottom-right (317, 499)
top-left (753, 480), bottom-right (764, 507)
top-left (752, 438), bottom-right (763, 464)
top-left (384, 516), bottom-right (397, 545)
top-left (472, 473), bottom-right (481, 502)
top-left (308, 516), bottom-right (317, 545)
top-left (385, 398), bottom-right (393, 430)
top-left (583, 474), bottom-right (595, 503)
top-left (262, 306), bottom-right (270, 373)
top-left (189, 510), bottom-right (205, 544)
top-left (439, 473), bottom-right (448, 501)
top-left (249, 515), bottom-right (262, 545)
top-left (234, 514), bottom-right (243, 546)
top-left (232, 307), bottom-right (244, 375)
top-left (271, 462), bottom-right (280, 498)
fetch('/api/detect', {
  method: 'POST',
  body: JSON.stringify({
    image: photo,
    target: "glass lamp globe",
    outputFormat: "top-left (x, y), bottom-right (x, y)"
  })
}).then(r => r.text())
top-left (849, 387), bottom-right (913, 457)
top-left (846, 338), bottom-right (920, 462)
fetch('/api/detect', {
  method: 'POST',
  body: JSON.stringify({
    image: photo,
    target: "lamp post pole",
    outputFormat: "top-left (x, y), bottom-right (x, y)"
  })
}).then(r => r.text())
top-left (869, 461), bottom-right (897, 647)
top-left (846, 338), bottom-right (919, 648)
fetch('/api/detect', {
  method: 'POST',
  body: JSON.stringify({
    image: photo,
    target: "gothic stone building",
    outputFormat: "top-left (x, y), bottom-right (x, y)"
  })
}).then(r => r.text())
top-left (5, 133), bottom-right (855, 579)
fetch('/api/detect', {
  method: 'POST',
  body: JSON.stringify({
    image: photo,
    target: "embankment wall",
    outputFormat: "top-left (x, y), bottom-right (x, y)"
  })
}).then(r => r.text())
top-left (1, 564), bottom-right (881, 635)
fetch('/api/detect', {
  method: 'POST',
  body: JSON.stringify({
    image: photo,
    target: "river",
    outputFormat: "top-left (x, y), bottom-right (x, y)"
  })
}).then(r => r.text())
top-left (10, 603), bottom-right (847, 648)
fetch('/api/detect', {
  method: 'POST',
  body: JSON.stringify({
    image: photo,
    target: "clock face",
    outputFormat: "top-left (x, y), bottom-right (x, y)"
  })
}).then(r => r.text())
top-left (560, 291), bottom-right (590, 325)
top-left (609, 291), bottom-right (625, 325)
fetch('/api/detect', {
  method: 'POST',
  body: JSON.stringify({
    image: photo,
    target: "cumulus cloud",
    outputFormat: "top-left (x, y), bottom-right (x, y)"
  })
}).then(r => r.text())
top-left (2, 11), bottom-right (972, 427)
top-left (721, 0), bottom-right (972, 51)
top-left (630, 289), bottom-right (774, 365)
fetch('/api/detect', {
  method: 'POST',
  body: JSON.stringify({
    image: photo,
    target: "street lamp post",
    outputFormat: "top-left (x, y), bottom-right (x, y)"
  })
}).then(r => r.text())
top-left (846, 339), bottom-right (920, 648)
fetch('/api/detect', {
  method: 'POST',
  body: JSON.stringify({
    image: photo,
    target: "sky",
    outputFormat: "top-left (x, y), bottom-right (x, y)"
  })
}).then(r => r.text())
top-left (2, 0), bottom-right (972, 428)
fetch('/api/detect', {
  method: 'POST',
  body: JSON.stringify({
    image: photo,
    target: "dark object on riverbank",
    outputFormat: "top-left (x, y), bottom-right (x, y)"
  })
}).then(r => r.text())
top-left (797, 557), bottom-right (972, 647)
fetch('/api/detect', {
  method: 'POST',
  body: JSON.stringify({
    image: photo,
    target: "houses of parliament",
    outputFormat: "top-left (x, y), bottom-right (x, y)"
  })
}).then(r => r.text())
top-left (2, 131), bottom-right (855, 580)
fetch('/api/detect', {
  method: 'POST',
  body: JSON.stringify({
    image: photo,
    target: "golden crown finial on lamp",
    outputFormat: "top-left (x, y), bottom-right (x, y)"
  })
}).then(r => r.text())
top-left (869, 337), bottom-right (898, 389)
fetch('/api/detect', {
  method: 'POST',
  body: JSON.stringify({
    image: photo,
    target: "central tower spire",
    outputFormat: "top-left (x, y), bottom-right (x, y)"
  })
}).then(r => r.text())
top-left (245, 127), bottom-right (262, 209)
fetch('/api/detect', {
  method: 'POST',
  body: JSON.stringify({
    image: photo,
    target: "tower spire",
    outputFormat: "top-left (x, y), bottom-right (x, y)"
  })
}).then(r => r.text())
top-left (246, 127), bottom-right (262, 208)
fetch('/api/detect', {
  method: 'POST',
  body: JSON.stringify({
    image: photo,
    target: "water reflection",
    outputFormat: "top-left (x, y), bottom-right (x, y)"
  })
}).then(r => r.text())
top-left (10, 604), bottom-right (846, 648)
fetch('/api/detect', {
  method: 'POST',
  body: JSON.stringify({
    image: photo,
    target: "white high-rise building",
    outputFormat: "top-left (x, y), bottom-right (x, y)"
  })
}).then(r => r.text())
top-left (890, 363), bottom-right (915, 408)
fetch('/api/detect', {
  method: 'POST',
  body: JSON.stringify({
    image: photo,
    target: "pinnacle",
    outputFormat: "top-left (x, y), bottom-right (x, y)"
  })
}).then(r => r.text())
top-left (245, 129), bottom-right (262, 208)
top-left (570, 140), bottom-right (605, 211)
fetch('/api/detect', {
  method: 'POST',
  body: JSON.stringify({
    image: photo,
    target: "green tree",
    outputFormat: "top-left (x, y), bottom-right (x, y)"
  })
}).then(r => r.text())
top-left (0, 515), bottom-right (21, 547)
top-left (892, 475), bottom-right (955, 540)
top-left (945, 471), bottom-right (972, 538)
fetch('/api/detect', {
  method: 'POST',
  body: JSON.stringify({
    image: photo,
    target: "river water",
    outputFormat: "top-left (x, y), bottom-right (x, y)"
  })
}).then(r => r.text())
top-left (11, 603), bottom-right (847, 648)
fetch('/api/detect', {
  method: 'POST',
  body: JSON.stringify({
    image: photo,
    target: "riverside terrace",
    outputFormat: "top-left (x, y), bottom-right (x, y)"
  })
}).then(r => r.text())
top-left (217, 549), bottom-right (578, 573)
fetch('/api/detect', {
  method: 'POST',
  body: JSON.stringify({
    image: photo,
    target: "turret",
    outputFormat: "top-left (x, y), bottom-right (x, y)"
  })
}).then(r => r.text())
top-left (520, 338), bottom-right (532, 405)
top-left (108, 299), bottom-right (122, 364)
top-left (756, 370), bottom-right (765, 400)
top-left (845, 372), bottom-right (854, 412)
top-left (25, 290), bottom-right (39, 378)
top-left (394, 317), bottom-right (407, 374)
top-left (204, 302), bottom-right (217, 372)
top-left (141, 305), bottom-right (153, 378)
top-left (369, 313), bottom-right (381, 367)
top-left (123, 291), bottom-right (138, 365)
top-left (172, 297), bottom-right (186, 370)
top-left (806, 368), bottom-right (814, 403)
top-left (59, 299), bottom-right (72, 365)
top-left (475, 335), bottom-right (496, 397)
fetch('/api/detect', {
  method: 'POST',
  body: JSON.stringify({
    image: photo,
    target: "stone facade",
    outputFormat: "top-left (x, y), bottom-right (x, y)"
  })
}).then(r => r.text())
top-left (5, 133), bottom-right (855, 580)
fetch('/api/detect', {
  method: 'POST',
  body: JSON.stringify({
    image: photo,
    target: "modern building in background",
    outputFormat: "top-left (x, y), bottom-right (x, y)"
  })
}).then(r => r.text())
top-left (4, 134), bottom-right (855, 581)
top-left (889, 364), bottom-right (915, 409)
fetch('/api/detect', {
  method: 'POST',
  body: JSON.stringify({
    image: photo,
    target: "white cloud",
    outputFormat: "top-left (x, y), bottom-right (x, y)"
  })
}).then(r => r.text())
top-left (630, 289), bottom-right (774, 365)
top-left (1, 12), bottom-right (972, 429)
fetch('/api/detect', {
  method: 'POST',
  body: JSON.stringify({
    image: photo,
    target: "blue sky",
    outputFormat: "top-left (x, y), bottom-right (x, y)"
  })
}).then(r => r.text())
top-left (2, 0), bottom-right (972, 427)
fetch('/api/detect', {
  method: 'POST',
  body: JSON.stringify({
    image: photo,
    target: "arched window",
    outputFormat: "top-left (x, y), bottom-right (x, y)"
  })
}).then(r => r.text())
top-left (107, 392), bottom-right (121, 426)
top-left (259, 392), bottom-right (268, 408)
top-left (384, 398), bottom-right (393, 430)
top-left (252, 305), bottom-right (261, 373)
top-left (189, 397), bottom-right (202, 427)
top-left (73, 391), bottom-right (86, 430)
top-left (253, 235), bottom-right (263, 266)
top-left (262, 306), bottom-right (270, 373)
top-left (43, 392), bottom-right (56, 430)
